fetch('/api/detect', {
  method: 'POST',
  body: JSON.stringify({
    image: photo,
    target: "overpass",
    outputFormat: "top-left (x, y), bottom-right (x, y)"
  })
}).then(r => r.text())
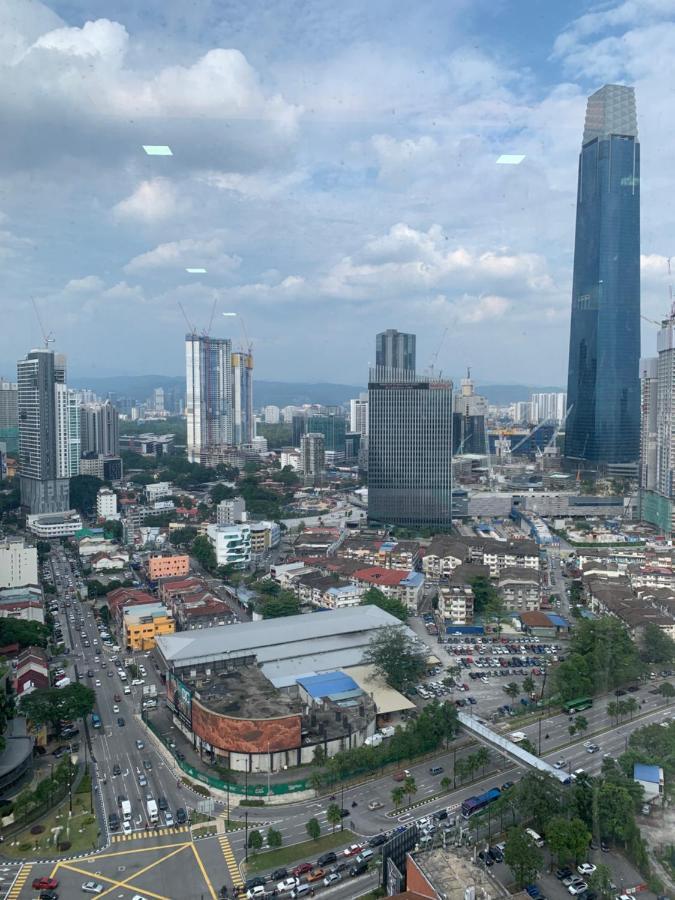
top-left (458, 710), bottom-right (571, 785)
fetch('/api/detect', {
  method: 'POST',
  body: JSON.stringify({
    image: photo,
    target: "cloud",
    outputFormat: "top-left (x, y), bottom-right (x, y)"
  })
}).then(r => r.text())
top-left (124, 236), bottom-right (241, 274)
top-left (112, 179), bottom-right (182, 223)
top-left (63, 275), bottom-right (105, 293)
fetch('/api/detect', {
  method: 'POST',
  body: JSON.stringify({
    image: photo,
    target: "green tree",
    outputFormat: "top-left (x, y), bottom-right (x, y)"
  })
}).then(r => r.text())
top-left (574, 715), bottom-right (588, 736)
top-left (403, 776), bottom-right (417, 804)
top-left (522, 675), bottom-right (535, 695)
top-left (326, 803), bottom-right (343, 833)
top-left (247, 829), bottom-right (263, 852)
top-left (267, 827), bottom-right (283, 849)
top-left (588, 863), bottom-right (614, 900)
top-left (69, 474), bottom-right (104, 514)
top-left (361, 587), bottom-right (408, 622)
top-left (440, 776), bottom-right (451, 793)
top-left (475, 747), bottom-right (490, 777)
top-left (99, 604), bottom-right (111, 626)
top-left (258, 591), bottom-right (300, 619)
top-left (20, 682), bottom-right (96, 729)
top-left (607, 700), bottom-right (620, 725)
top-left (104, 519), bottom-right (124, 541)
top-left (546, 815), bottom-right (591, 865)
top-left (658, 681), bottom-right (675, 698)
top-left (170, 527), bottom-right (198, 547)
top-left (191, 535), bottom-right (217, 573)
top-left (504, 827), bottom-right (543, 889)
top-left (505, 682), bottom-right (520, 699)
top-left (469, 576), bottom-right (504, 618)
top-left (520, 738), bottom-right (538, 756)
top-left (515, 773), bottom-right (564, 834)
top-left (391, 786), bottom-right (406, 809)
top-left (364, 625), bottom-right (427, 692)
top-left (0, 618), bottom-right (50, 649)
top-left (306, 817), bottom-right (321, 841)
top-left (623, 697), bottom-right (638, 720)
top-left (312, 745), bottom-right (327, 767)
top-left (210, 483), bottom-right (236, 504)
top-left (641, 622), bottom-right (675, 665)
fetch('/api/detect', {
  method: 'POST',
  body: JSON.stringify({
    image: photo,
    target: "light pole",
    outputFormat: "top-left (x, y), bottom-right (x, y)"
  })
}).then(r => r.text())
top-left (340, 783), bottom-right (344, 832)
top-left (267, 742), bottom-right (271, 799)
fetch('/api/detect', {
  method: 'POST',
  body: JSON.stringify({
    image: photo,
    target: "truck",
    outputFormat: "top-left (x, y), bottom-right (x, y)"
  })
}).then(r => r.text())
top-left (54, 676), bottom-right (71, 689)
top-left (380, 726), bottom-right (396, 739)
top-left (121, 799), bottom-right (132, 822)
top-left (364, 733), bottom-right (383, 747)
top-left (509, 731), bottom-right (526, 744)
top-left (142, 684), bottom-right (157, 698)
top-left (146, 799), bottom-right (158, 824)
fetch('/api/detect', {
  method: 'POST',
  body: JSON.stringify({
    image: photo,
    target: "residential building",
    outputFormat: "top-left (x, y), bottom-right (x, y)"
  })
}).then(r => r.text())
top-left (498, 568), bottom-right (542, 612)
top-left (79, 453), bottom-right (123, 483)
top-left (152, 387), bottom-right (165, 412)
top-left (123, 603), bottom-right (175, 651)
top-left (422, 536), bottom-right (468, 579)
top-left (17, 349), bottom-right (70, 514)
top-left (89, 551), bottom-right (128, 572)
top-left (0, 539), bottom-right (38, 589)
top-left (0, 379), bottom-right (18, 455)
top-left (185, 333), bottom-right (233, 462)
top-left (107, 587), bottom-right (157, 627)
top-left (352, 566), bottom-right (424, 610)
top-left (251, 435), bottom-right (268, 453)
top-left (147, 554), bottom-right (190, 581)
top-left (26, 510), bottom-right (83, 538)
top-left (217, 497), bottom-right (246, 525)
top-left (565, 84), bottom-right (641, 470)
top-left (640, 357), bottom-right (659, 495)
top-left (530, 392), bottom-right (567, 424)
top-left (96, 488), bottom-right (117, 521)
top-left (14, 646), bottom-right (49, 696)
top-left (338, 536), bottom-right (420, 571)
top-left (0, 587), bottom-right (44, 624)
top-left (301, 432), bottom-right (325, 485)
top-left (349, 394), bottom-right (369, 436)
top-left (368, 367), bottom-right (453, 526)
top-left (321, 584), bottom-right (363, 609)
top-left (231, 350), bottom-right (254, 446)
top-left (80, 400), bottom-right (120, 456)
top-left (280, 448), bottom-right (301, 471)
top-left (263, 405), bottom-right (280, 424)
top-left (375, 328), bottom-right (416, 371)
top-left (249, 521), bottom-right (281, 556)
top-left (145, 482), bottom-right (173, 502)
top-left (438, 583), bottom-right (474, 625)
top-left (206, 523), bottom-right (251, 569)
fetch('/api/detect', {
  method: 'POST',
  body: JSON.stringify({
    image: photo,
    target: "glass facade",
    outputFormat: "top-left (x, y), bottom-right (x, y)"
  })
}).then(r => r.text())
top-left (565, 85), bottom-right (641, 467)
top-left (375, 329), bottom-right (416, 372)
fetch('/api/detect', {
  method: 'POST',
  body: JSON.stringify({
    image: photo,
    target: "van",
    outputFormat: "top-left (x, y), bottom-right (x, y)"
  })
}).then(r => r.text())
top-left (525, 828), bottom-right (544, 848)
top-left (349, 861), bottom-right (368, 877)
top-left (355, 849), bottom-right (373, 864)
top-left (429, 765), bottom-right (444, 776)
top-left (290, 886), bottom-right (312, 899)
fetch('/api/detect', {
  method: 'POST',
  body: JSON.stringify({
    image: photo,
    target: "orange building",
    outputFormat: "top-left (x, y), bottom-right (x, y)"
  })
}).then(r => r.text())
top-left (147, 555), bottom-right (190, 581)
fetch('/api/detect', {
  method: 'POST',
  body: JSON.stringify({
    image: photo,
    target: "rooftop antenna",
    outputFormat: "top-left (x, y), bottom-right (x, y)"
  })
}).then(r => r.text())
top-left (30, 297), bottom-right (55, 348)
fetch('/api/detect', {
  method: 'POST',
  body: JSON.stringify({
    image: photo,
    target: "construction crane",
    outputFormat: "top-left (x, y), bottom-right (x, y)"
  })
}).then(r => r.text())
top-left (177, 301), bottom-right (197, 334)
top-left (427, 326), bottom-right (448, 377)
top-left (223, 312), bottom-right (253, 354)
top-left (31, 297), bottom-right (55, 349)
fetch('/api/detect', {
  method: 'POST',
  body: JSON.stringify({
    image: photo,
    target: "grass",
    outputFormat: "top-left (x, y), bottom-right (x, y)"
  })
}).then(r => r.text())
top-left (4, 794), bottom-right (100, 859)
top-left (244, 829), bottom-right (357, 875)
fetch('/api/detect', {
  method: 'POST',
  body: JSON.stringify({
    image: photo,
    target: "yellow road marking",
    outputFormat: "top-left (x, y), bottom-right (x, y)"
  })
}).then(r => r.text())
top-left (57, 861), bottom-right (171, 900)
top-left (96, 841), bottom-right (189, 899)
top-left (189, 840), bottom-right (218, 900)
top-left (218, 835), bottom-right (243, 887)
top-left (6, 863), bottom-right (32, 899)
top-left (78, 841), bottom-right (190, 862)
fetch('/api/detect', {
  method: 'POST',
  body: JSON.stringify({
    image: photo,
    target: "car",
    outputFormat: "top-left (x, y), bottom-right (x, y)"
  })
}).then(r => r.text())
top-left (114, 693), bottom-right (121, 702)
top-left (124, 686), bottom-right (131, 695)
top-left (554, 759), bottom-right (566, 769)
top-left (138, 773), bottom-right (147, 787)
top-left (131, 896), bottom-right (149, 900)
top-left (343, 844), bottom-right (362, 857)
top-left (176, 808), bottom-right (188, 824)
top-left (87, 670), bottom-right (94, 678)
top-left (131, 678), bottom-right (144, 686)
top-left (107, 670), bottom-right (113, 677)
top-left (158, 795), bottom-right (168, 810)
top-left (135, 739), bottom-right (145, 749)
top-left (578, 863), bottom-right (597, 876)
top-left (368, 799), bottom-right (383, 810)
top-left (568, 880), bottom-right (588, 895)
top-left (246, 887), bottom-right (266, 899)
top-left (478, 850), bottom-right (493, 867)
top-left (525, 886), bottom-right (541, 898)
top-left (81, 882), bottom-right (104, 894)
top-left (32, 877), bottom-right (59, 890)
top-left (143, 759), bottom-right (152, 770)
top-left (317, 852), bottom-right (337, 866)
top-left (39, 892), bottom-right (59, 900)
top-left (323, 873), bottom-right (341, 886)
top-left (501, 781), bottom-right (515, 791)
top-left (117, 717), bottom-right (125, 727)
top-left (244, 876), bottom-right (266, 891)
top-left (112, 764), bottom-right (121, 776)
top-left (488, 846), bottom-right (504, 863)
top-left (339, 808), bottom-right (350, 818)
top-left (368, 834), bottom-right (387, 847)
top-left (164, 813), bottom-right (174, 826)
top-left (122, 821), bottom-right (132, 836)
top-left (306, 869), bottom-right (324, 883)
top-left (95, 680), bottom-right (101, 687)
top-left (291, 863), bottom-right (313, 877)
top-left (108, 813), bottom-right (120, 830)
top-left (556, 868), bottom-right (573, 881)
top-left (277, 877), bottom-right (299, 893)
top-left (586, 744), bottom-right (600, 754)
top-left (271, 868), bottom-right (288, 881)
top-left (601, 840), bottom-right (610, 852)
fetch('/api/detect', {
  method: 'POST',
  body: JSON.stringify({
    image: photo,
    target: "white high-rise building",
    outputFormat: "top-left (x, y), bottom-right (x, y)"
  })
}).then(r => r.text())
top-left (640, 358), bottom-right (658, 493)
top-left (185, 334), bottom-right (233, 463)
top-left (349, 394), bottom-right (369, 435)
top-left (263, 405), bottom-right (280, 424)
top-left (0, 539), bottom-right (38, 589)
top-left (301, 432), bottom-right (325, 485)
top-left (530, 392), bottom-right (567, 424)
top-left (96, 487), bottom-right (118, 521)
top-left (153, 387), bottom-right (165, 412)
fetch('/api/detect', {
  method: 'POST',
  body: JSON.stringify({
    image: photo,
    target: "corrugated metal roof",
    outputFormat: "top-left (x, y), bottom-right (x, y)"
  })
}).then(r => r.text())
top-left (297, 671), bottom-right (359, 698)
top-left (545, 613), bottom-right (570, 627)
top-left (634, 763), bottom-right (661, 783)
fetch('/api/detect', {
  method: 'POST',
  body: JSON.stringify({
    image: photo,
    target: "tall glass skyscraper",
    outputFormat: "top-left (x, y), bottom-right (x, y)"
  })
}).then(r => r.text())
top-left (185, 334), bottom-right (233, 462)
top-left (565, 84), bottom-right (641, 469)
top-left (375, 329), bottom-right (416, 372)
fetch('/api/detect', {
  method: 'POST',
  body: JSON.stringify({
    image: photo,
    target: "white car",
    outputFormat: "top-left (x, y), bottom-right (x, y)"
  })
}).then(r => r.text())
top-left (553, 759), bottom-right (566, 769)
top-left (164, 813), bottom-right (174, 826)
top-left (122, 821), bottom-right (132, 836)
top-left (578, 863), bottom-right (597, 876)
top-left (131, 679), bottom-right (145, 686)
top-left (95, 680), bottom-right (101, 687)
top-left (131, 896), bottom-right (149, 900)
top-left (276, 878), bottom-right (299, 894)
top-left (82, 882), bottom-right (104, 894)
top-left (113, 705), bottom-right (119, 713)
top-left (568, 881), bottom-right (588, 895)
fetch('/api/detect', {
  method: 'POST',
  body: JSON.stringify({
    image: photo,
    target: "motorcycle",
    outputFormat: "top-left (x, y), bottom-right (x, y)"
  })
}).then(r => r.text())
top-left (351, 800), bottom-right (358, 808)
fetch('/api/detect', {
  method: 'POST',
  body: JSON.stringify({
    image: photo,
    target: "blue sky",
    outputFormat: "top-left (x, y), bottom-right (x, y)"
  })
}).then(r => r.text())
top-left (2, 0), bottom-right (675, 384)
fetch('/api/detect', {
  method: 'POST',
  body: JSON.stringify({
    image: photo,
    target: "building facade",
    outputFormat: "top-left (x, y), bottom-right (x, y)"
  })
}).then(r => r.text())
top-left (0, 539), bottom-right (38, 589)
top-left (641, 315), bottom-right (675, 534)
top-left (80, 400), bottom-right (119, 457)
top-left (349, 395), bottom-right (369, 436)
top-left (368, 367), bottom-right (453, 526)
top-left (185, 334), bottom-right (233, 462)
top-left (301, 432), bottom-right (325, 485)
top-left (0, 380), bottom-right (18, 455)
top-left (306, 414), bottom-right (346, 452)
top-left (531, 392), bottom-right (567, 424)
top-left (147, 554), bottom-right (190, 581)
top-left (96, 488), bottom-right (117, 521)
top-left (565, 84), bottom-right (641, 469)
top-left (231, 351), bottom-right (254, 446)
top-left (375, 329), bottom-right (416, 371)
top-left (452, 372), bottom-right (487, 455)
top-left (206, 524), bottom-right (251, 569)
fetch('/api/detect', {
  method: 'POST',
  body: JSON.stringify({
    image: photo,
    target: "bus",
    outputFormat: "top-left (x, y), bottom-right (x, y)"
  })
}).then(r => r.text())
top-left (562, 697), bottom-right (593, 714)
top-left (461, 787), bottom-right (501, 818)
top-left (91, 713), bottom-right (101, 729)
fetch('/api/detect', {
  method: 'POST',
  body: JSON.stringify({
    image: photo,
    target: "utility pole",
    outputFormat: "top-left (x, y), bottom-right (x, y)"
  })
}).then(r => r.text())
top-left (244, 811), bottom-right (249, 863)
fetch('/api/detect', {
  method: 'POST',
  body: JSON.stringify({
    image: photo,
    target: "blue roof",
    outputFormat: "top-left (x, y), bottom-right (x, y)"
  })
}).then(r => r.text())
top-left (545, 613), bottom-right (570, 628)
top-left (401, 571), bottom-right (424, 587)
top-left (634, 763), bottom-right (661, 783)
top-left (297, 671), bottom-right (359, 698)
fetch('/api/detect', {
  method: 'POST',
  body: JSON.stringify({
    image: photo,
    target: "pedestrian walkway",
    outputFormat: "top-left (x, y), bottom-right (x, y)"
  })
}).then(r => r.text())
top-left (5, 864), bottom-right (32, 900)
top-left (217, 834), bottom-right (243, 889)
top-left (111, 825), bottom-right (190, 842)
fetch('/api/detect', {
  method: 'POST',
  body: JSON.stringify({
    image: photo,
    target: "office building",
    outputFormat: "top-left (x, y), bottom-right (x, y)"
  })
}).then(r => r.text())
top-left (375, 329), bottom-right (416, 371)
top-left (206, 523), bottom-right (251, 569)
top-left (301, 433), bottom-right (325, 485)
top-left (185, 334), bottom-right (233, 462)
top-left (80, 400), bottom-right (119, 457)
top-left (292, 414), bottom-right (307, 447)
top-left (217, 497), bottom-right (246, 525)
top-left (452, 372), bottom-right (487, 455)
top-left (565, 84), bottom-right (641, 469)
top-left (152, 387), bottom-right (165, 412)
top-left (232, 350), bottom-right (254, 446)
top-left (79, 453), bottom-right (123, 483)
top-left (0, 539), bottom-right (38, 589)
top-left (368, 367), bottom-right (453, 526)
top-left (530, 392), bottom-right (567, 424)
top-left (17, 349), bottom-right (70, 515)
top-left (0, 380), bottom-right (18, 455)
top-left (306, 413), bottom-right (346, 452)
top-left (639, 358), bottom-right (658, 495)
top-left (349, 394), bottom-right (369, 436)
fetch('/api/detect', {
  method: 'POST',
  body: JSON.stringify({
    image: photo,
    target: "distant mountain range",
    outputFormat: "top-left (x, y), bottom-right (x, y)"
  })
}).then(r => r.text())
top-left (69, 375), bottom-right (564, 407)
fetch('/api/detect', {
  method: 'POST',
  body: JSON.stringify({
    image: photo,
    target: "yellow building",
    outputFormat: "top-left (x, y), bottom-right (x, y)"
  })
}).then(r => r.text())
top-left (123, 603), bottom-right (175, 651)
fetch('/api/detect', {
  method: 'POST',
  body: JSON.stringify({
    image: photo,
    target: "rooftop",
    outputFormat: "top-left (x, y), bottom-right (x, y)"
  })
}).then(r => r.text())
top-left (634, 762), bottom-right (663, 783)
top-left (185, 664), bottom-right (300, 720)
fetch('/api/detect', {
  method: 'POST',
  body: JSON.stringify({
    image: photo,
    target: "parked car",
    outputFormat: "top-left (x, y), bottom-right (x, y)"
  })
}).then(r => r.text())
top-left (32, 878), bottom-right (59, 891)
top-left (81, 883), bottom-right (104, 895)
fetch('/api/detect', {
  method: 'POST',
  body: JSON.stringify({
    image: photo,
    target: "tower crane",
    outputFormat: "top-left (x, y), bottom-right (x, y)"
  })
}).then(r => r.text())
top-left (427, 326), bottom-right (448, 377)
top-left (31, 297), bottom-right (55, 348)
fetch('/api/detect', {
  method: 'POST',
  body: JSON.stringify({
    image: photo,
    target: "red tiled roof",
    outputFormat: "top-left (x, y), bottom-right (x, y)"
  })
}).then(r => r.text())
top-left (352, 566), bottom-right (407, 587)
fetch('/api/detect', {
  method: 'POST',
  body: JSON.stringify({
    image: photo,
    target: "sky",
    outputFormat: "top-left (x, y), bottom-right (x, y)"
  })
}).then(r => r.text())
top-left (2, 0), bottom-right (675, 385)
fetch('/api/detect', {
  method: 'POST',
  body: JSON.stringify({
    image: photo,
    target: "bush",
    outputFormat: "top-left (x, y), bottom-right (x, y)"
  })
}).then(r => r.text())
top-left (0, 802), bottom-right (14, 817)
top-left (18, 842), bottom-right (31, 852)
top-left (240, 799), bottom-right (265, 807)
top-left (57, 840), bottom-right (71, 851)
top-left (30, 824), bottom-right (45, 834)
top-left (181, 777), bottom-right (210, 797)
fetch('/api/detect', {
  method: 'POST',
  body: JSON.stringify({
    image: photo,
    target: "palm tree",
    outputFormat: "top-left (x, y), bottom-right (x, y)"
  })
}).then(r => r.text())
top-left (475, 747), bottom-right (490, 778)
top-left (624, 697), bottom-right (638, 720)
top-left (505, 682), bottom-right (520, 699)
top-left (326, 803), bottom-right (342, 833)
top-left (440, 776), bottom-right (451, 793)
top-left (391, 786), bottom-right (406, 810)
top-left (568, 724), bottom-right (576, 739)
top-left (403, 776), bottom-right (417, 804)
top-left (454, 758), bottom-right (467, 787)
top-left (574, 714), bottom-right (588, 736)
top-left (607, 701), bottom-right (619, 725)
top-left (522, 675), bottom-right (535, 695)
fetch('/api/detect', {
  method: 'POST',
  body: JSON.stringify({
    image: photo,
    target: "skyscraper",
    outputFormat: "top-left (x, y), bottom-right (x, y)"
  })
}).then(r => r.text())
top-left (17, 349), bottom-right (70, 514)
top-left (80, 400), bottom-right (120, 457)
top-left (185, 334), bottom-right (233, 462)
top-left (375, 329), bottom-right (416, 372)
top-left (232, 351), bottom-right (254, 446)
top-left (368, 367), bottom-right (453, 526)
top-left (565, 84), bottom-right (641, 470)
top-left (349, 394), bottom-right (369, 436)
top-left (306, 413), bottom-right (347, 452)
top-left (0, 380), bottom-right (18, 454)
top-left (639, 357), bottom-right (658, 494)
top-left (301, 432), bottom-right (325, 486)
top-left (452, 372), bottom-right (487, 455)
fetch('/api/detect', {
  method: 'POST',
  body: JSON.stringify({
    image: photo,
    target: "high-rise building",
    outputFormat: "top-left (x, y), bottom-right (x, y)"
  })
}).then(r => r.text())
top-left (0, 380), bottom-right (18, 455)
top-left (452, 372), bottom-right (487, 455)
top-left (80, 401), bottom-right (119, 457)
top-left (565, 84), bottom-right (641, 470)
top-left (56, 386), bottom-right (80, 477)
top-left (263, 405), bottom-right (280, 424)
top-left (349, 394), bottom-right (369, 436)
top-left (375, 329), bottom-right (416, 372)
top-left (17, 349), bottom-right (70, 514)
top-left (301, 432), bottom-right (325, 485)
top-left (530, 392), bottom-right (567, 424)
top-left (306, 413), bottom-right (346, 452)
top-left (639, 357), bottom-right (658, 494)
top-left (152, 387), bottom-right (165, 412)
top-left (368, 367), bottom-right (453, 526)
top-left (185, 334), bottom-right (233, 463)
top-left (232, 351), bottom-right (254, 446)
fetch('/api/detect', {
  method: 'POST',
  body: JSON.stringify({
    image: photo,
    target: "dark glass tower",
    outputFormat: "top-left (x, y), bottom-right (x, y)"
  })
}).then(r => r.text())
top-left (375, 329), bottom-right (416, 372)
top-left (565, 84), bottom-right (641, 468)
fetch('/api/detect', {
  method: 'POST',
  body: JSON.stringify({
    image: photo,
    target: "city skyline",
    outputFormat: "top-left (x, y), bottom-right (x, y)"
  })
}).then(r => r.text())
top-left (2, 1), bottom-right (675, 385)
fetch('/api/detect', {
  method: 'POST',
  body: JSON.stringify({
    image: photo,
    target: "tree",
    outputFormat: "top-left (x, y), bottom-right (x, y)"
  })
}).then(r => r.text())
top-left (364, 626), bottom-right (427, 692)
top-left (170, 527), bottom-right (198, 547)
top-left (326, 803), bottom-right (342, 833)
top-left (210, 483), bottom-right (236, 504)
top-left (391, 786), bottom-right (406, 809)
top-left (99, 604), bottom-right (110, 626)
top-left (312, 745), bottom-right (327, 767)
top-left (440, 776), bottom-right (451, 793)
top-left (128, 663), bottom-right (140, 680)
top-left (658, 681), bottom-right (675, 698)
top-left (520, 738), bottom-right (538, 756)
top-left (104, 520), bottom-right (123, 541)
top-left (469, 576), bottom-right (504, 618)
top-left (20, 682), bottom-right (96, 729)
top-left (0, 618), bottom-right (50, 649)
top-left (504, 827), bottom-right (543, 889)
top-left (588, 863), bottom-right (614, 900)
top-left (403, 775), bottom-right (417, 803)
top-left (623, 697), bottom-right (638, 720)
top-left (505, 682), bottom-right (520, 699)
top-left (515, 773), bottom-right (564, 834)
top-left (69, 474), bottom-right (104, 514)
top-left (607, 700), bottom-right (620, 725)
top-left (361, 587), bottom-right (408, 622)
top-left (258, 591), bottom-right (300, 619)
top-left (192, 535), bottom-right (217, 573)
top-left (641, 622), bottom-right (675, 665)
top-left (475, 747), bottom-right (490, 777)
top-left (546, 815), bottom-right (591, 865)
top-left (247, 829), bottom-right (263, 852)
top-left (574, 715), bottom-right (588, 736)
top-left (267, 827), bottom-right (282, 849)
top-left (306, 818), bottom-right (321, 841)
top-left (522, 675), bottom-right (535, 695)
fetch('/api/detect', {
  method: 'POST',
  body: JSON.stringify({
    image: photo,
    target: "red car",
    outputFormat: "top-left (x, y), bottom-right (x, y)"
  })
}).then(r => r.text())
top-left (32, 877), bottom-right (59, 890)
top-left (291, 862), bottom-right (313, 877)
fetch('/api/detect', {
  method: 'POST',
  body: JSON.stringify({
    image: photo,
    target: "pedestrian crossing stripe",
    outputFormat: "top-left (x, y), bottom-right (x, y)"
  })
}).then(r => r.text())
top-left (111, 826), bottom-right (190, 842)
top-left (218, 835), bottom-right (243, 887)
top-left (6, 863), bottom-right (32, 900)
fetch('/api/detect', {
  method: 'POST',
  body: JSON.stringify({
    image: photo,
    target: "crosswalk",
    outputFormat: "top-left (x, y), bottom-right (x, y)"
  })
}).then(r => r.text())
top-left (111, 825), bottom-right (190, 842)
top-left (4, 864), bottom-right (32, 900)
top-left (218, 834), bottom-right (243, 889)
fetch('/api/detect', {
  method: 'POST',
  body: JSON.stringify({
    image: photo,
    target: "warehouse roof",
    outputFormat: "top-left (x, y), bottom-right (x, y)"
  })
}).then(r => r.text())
top-left (297, 672), bottom-right (359, 698)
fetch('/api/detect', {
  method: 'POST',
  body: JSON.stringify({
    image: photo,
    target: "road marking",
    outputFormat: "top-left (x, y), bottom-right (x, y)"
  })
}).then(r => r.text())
top-left (96, 842), bottom-right (189, 899)
top-left (4, 864), bottom-right (32, 900)
top-left (111, 825), bottom-right (190, 841)
top-left (218, 834), bottom-right (243, 888)
top-left (56, 857), bottom-right (172, 900)
top-left (190, 840), bottom-right (218, 900)
top-left (76, 841), bottom-right (190, 862)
